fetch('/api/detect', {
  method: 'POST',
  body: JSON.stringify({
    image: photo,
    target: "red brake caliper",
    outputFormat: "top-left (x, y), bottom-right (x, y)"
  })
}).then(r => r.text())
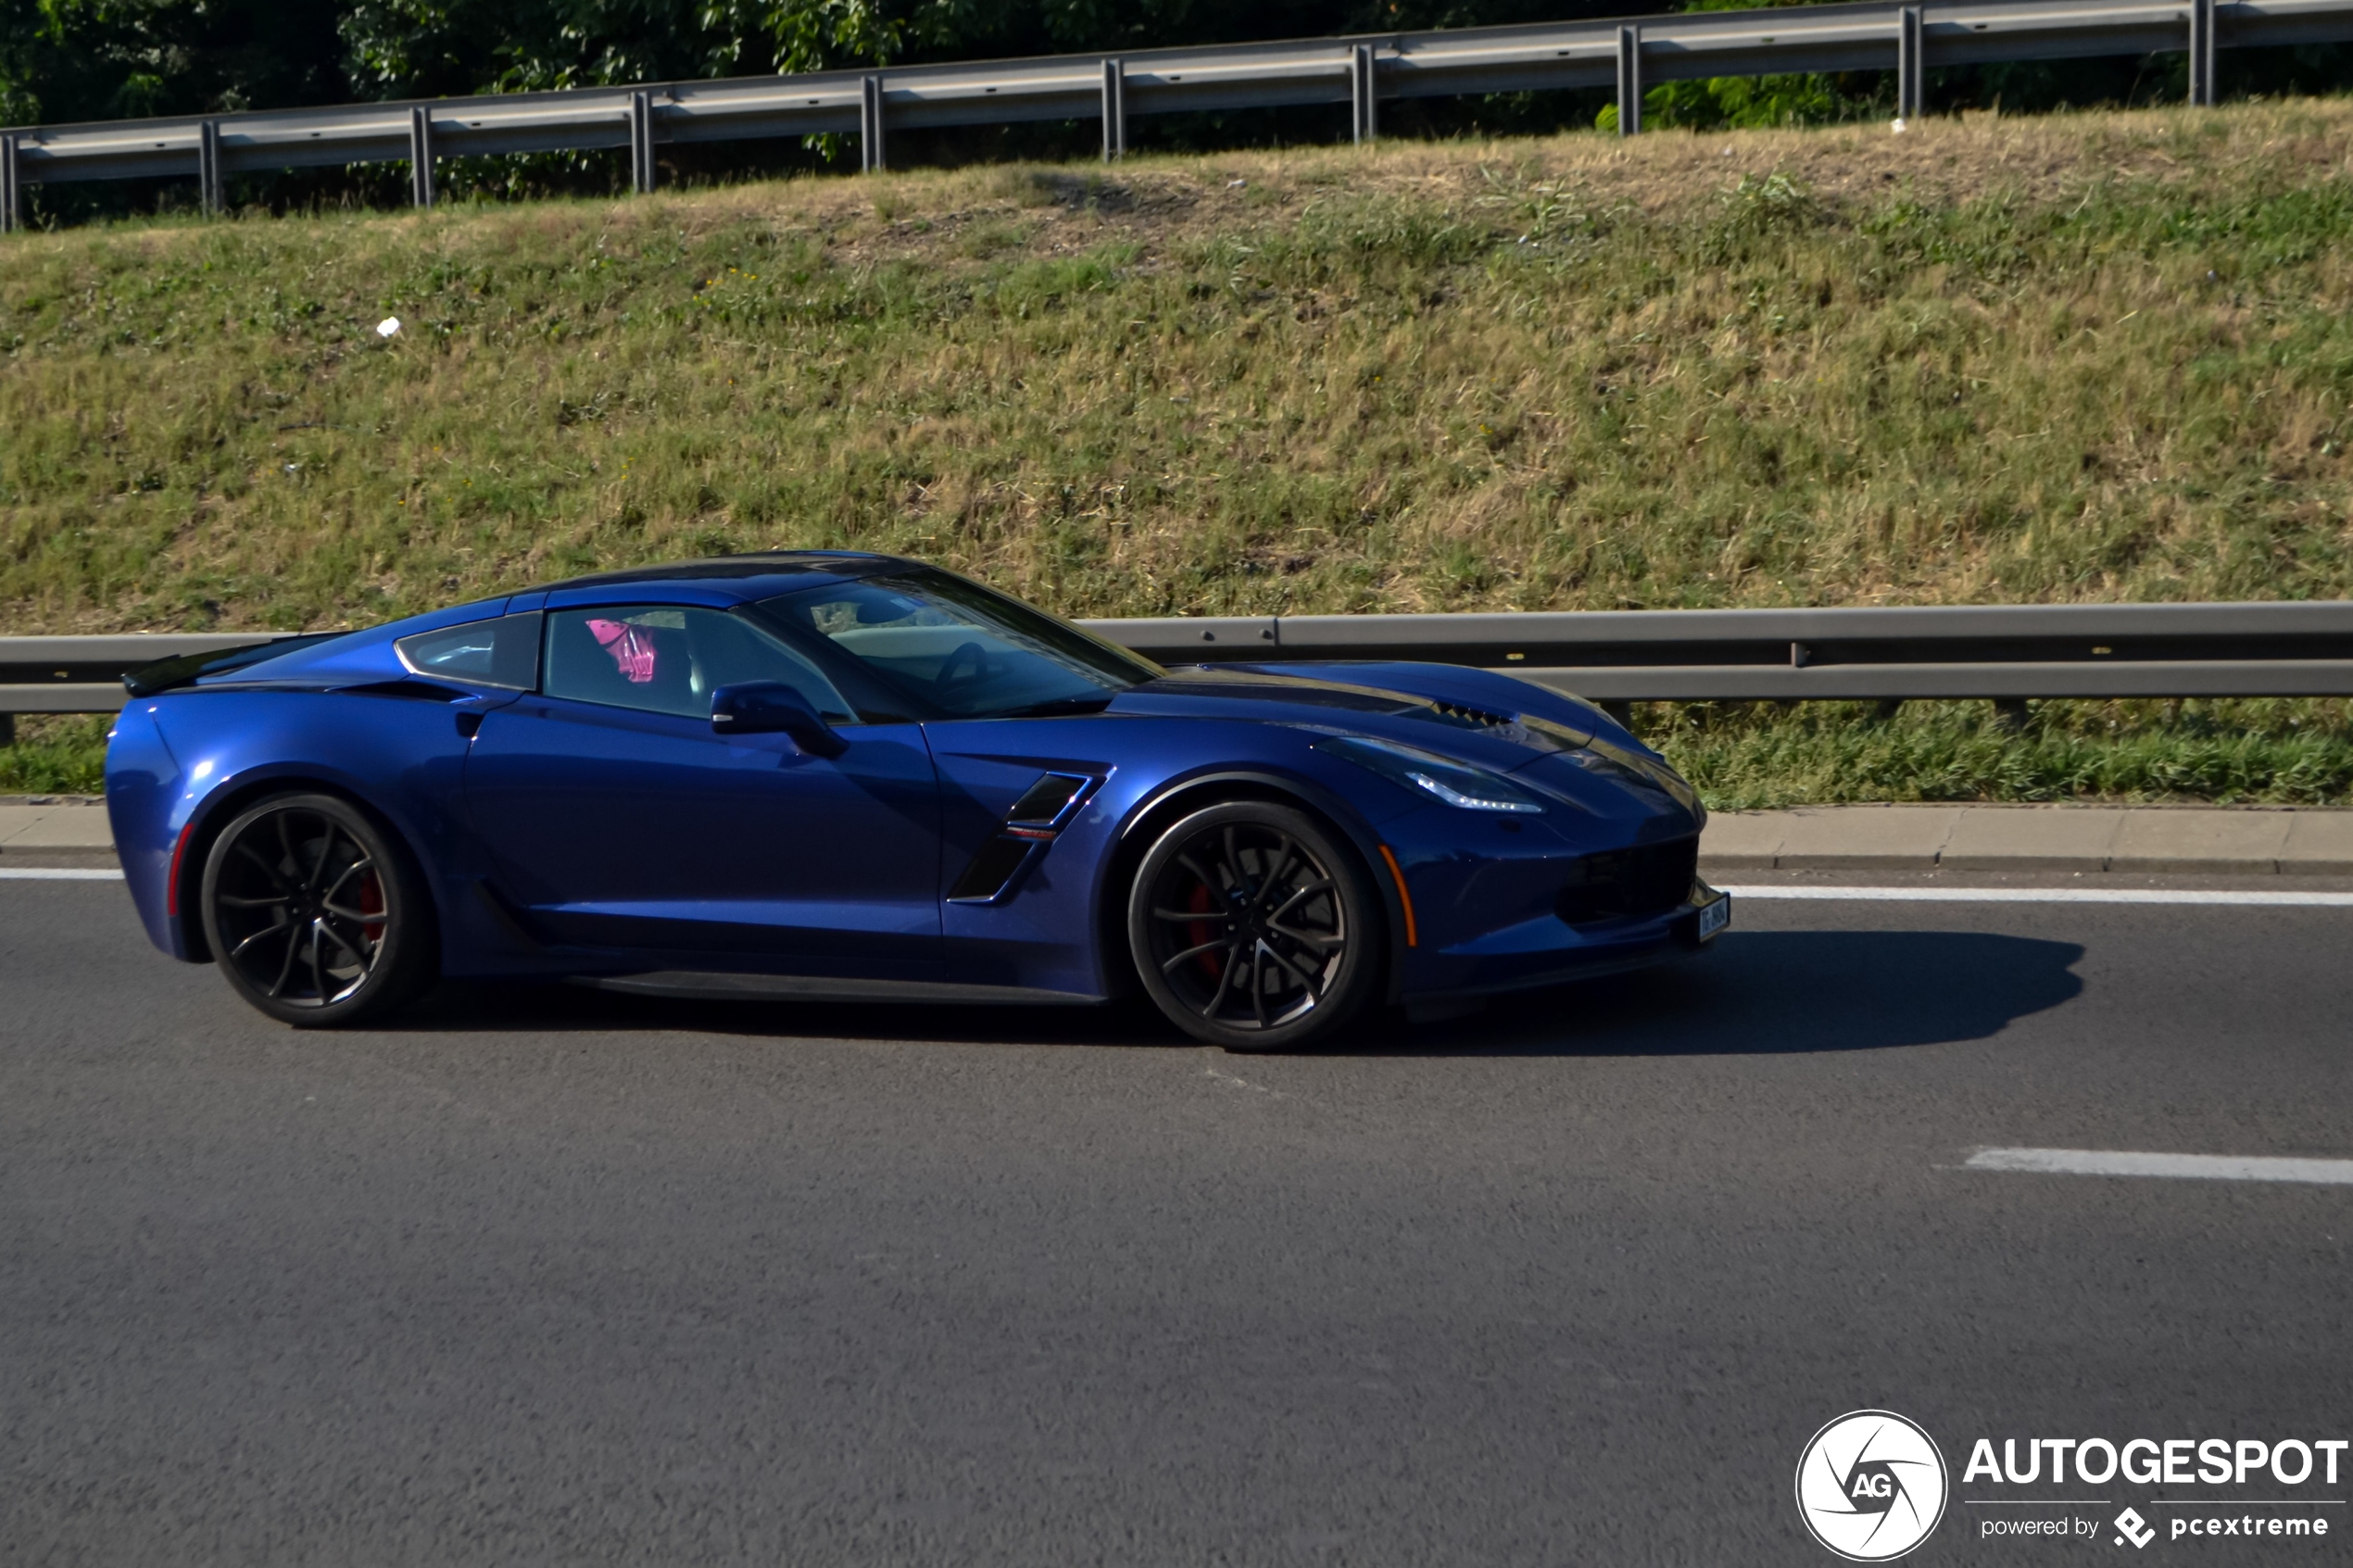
top-left (1188, 882), bottom-right (1220, 979)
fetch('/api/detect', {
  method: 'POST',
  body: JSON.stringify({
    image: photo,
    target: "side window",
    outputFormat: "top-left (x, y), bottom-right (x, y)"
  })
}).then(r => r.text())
top-left (543, 607), bottom-right (854, 721)
top-left (395, 611), bottom-right (541, 690)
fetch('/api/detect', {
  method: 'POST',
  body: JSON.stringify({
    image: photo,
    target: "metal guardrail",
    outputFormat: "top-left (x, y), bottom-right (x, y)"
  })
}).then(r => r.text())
top-left (6, 0), bottom-right (2351, 226)
top-left (6, 603), bottom-right (2349, 739)
top-left (1084, 601), bottom-right (2353, 700)
top-left (0, 634), bottom-right (286, 722)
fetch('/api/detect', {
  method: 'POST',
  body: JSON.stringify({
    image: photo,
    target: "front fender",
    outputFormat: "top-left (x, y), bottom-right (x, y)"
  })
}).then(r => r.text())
top-left (1109, 761), bottom-right (1415, 1005)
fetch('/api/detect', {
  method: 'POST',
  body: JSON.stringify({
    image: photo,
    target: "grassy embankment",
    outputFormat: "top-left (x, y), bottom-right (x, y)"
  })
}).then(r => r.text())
top-left (5, 102), bottom-right (2352, 803)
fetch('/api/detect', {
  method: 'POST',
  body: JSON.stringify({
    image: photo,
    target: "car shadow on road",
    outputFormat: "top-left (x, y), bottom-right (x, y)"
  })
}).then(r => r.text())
top-left (391, 929), bottom-right (2083, 1059)
top-left (394, 977), bottom-right (1186, 1047)
top-left (1421, 929), bottom-right (2087, 1058)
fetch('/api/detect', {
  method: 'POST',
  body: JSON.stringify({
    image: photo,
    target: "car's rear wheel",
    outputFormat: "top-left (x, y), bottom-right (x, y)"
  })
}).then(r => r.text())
top-left (198, 792), bottom-right (437, 1027)
top-left (1127, 801), bottom-right (1382, 1051)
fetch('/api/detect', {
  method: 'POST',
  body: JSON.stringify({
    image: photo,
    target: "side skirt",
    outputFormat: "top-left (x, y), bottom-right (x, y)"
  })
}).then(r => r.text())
top-left (579, 972), bottom-right (1107, 1007)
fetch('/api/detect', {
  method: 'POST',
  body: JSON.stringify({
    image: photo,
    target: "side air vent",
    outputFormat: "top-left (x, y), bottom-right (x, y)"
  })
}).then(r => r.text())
top-left (1006, 772), bottom-right (1089, 828)
top-left (947, 771), bottom-right (1101, 904)
top-left (948, 836), bottom-right (1035, 902)
top-left (336, 679), bottom-right (470, 703)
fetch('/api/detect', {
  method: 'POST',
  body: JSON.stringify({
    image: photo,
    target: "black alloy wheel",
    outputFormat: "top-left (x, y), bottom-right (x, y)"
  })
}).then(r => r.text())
top-left (1128, 801), bottom-right (1382, 1051)
top-left (198, 792), bottom-right (437, 1027)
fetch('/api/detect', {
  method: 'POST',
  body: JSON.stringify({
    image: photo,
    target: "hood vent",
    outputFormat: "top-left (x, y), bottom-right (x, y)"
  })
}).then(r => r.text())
top-left (1426, 699), bottom-right (1516, 730)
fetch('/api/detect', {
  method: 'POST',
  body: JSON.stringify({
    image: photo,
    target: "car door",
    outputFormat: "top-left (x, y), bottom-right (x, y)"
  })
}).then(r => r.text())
top-left (463, 601), bottom-right (942, 972)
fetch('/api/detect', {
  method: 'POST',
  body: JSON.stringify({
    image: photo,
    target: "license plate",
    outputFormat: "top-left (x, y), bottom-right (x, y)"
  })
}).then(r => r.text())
top-left (1695, 895), bottom-right (1730, 942)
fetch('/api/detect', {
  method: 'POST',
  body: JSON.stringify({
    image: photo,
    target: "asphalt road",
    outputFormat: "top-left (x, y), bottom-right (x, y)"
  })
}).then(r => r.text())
top-left (4, 877), bottom-right (2349, 1566)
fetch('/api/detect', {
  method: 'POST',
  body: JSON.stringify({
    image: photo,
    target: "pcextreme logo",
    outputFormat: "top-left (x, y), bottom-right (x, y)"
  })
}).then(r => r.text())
top-left (1796, 1411), bottom-right (1952, 1562)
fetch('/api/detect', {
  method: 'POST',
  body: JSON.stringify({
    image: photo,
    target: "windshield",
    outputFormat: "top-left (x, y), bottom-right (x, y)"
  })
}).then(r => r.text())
top-left (757, 570), bottom-right (1160, 721)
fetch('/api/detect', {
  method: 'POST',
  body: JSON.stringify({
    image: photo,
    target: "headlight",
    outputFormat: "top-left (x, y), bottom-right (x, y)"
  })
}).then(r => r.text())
top-left (1315, 735), bottom-right (1545, 814)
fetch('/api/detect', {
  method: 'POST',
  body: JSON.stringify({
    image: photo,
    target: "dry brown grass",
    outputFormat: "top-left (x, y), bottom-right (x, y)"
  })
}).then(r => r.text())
top-left (664, 99), bottom-right (2353, 269)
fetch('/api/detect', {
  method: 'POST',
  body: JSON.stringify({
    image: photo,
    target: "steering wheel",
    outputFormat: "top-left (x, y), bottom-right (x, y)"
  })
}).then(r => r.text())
top-left (936, 640), bottom-right (989, 697)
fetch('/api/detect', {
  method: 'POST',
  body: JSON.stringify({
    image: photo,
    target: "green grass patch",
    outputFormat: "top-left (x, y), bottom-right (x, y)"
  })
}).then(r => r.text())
top-left (8, 700), bottom-right (2347, 810)
top-left (1642, 699), bottom-right (2353, 810)
top-left (0, 716), bottom-right (109, 795)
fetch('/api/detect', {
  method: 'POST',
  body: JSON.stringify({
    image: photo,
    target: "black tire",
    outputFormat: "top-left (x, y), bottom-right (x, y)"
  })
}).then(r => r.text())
top-left (197, 792), bottom-right (438, 1028)
top-left (1127, 800), bottom-right (1383, 1051)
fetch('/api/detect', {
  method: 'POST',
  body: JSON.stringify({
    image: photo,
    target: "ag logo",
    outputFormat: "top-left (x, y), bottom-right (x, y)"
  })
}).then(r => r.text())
top-left (1795, 1410), bottom-right (1949, 1562)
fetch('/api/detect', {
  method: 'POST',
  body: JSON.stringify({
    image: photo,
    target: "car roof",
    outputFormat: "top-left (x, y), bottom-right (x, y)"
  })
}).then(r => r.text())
top-left (529, 550), bottom-right (917, 603)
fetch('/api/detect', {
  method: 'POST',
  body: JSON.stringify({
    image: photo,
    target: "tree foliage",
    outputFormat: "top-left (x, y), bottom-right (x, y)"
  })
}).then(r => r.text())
top-left (4, 0), bottom-right (1667, 126)
top-left (2, 0), bottom-right (348, 124)
top-left (1, 0), bottom-right (2344, 207)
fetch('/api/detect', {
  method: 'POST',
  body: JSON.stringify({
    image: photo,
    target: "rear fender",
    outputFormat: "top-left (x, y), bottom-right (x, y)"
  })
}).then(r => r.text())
top-left (161, 762), bottom-right (443, 964)
top-left (104, 700), bottom-right (186, 958)
top-left (136, 691), bottom-right (497, 965)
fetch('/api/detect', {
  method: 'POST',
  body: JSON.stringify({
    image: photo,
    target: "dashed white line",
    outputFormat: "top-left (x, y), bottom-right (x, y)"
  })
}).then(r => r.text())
top-left (1721, 885), bottom-right (2353, 907)
top-left (0, 867), bottom-right (122, 881)
top-left (1966, 1148), bottom-right (2353, 1185)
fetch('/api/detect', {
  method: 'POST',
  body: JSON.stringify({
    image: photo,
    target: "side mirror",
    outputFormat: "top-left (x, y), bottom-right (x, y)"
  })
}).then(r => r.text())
top-left (710, 682), bottom-right (848, 758)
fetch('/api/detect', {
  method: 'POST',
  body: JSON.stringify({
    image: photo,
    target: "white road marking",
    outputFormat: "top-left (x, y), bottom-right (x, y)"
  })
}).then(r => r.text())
top-left (6, 873), bottom-right (2345, 908)
top-left (1966, 1148), bottom-right (2353, 1185)
top-left (1720, 884), bottom-right (2353, 907)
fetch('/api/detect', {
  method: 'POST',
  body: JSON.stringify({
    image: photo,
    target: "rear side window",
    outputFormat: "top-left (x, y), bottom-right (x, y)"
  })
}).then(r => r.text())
top-left (395, 612), bottom-right (541, 690)
top-left (542, 606), bottom-right (854, 721)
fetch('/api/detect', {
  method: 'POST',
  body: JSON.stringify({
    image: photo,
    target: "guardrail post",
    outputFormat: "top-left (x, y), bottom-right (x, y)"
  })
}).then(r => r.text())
top-left (1102, 59), bottom-right (1126, 161)
top-left (408, 106), bottom-right (435, 208)
top-left (628, 91), bottom-right (657, 193)
top-left (2187, 0), bottom-right (2218, 106)
top-left (1, 133), bottom-right (19, 233)
top-left (1616, 27), bottom-right (1642, 136)
top-left (1897, 6), bottom-right (1925, 119)
top-left (860, 75), bottom-right (887, 172)
top-left (197, 119), bottom-right (224, 213)
top-left (1351, 44), bottom-right (1378, 143)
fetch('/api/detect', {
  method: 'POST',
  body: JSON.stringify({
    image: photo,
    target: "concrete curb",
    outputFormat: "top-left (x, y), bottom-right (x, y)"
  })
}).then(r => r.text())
top-left (6, 799), bottom-right (2352, 877)
top-left (0, 800), bottom-right (115, 863)
top-left (1700, 803), bottom-right (2353, 876)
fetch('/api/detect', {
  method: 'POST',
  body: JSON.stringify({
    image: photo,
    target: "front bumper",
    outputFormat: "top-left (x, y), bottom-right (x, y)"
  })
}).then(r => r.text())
top-left (1400, 881), bottom-right (1730, 1001)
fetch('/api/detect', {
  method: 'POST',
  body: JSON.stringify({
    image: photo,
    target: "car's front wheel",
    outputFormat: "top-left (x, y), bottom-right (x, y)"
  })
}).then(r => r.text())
top-left (1127, 800), bottom-right (1382, 1051)
top-left (198, 792), bottom-right (437, 1027)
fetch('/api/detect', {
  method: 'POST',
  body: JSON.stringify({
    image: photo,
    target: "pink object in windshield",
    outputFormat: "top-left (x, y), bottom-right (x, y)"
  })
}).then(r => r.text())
top-left (586, 618), bottom-right (659, 684)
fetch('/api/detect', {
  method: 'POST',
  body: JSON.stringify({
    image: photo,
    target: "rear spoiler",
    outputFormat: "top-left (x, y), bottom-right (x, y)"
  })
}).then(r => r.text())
top-left (122, 633), bottom-right (339, 698)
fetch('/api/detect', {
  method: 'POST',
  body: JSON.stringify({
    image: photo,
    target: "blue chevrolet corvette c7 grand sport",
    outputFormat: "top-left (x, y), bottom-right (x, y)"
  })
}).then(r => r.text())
top-left (104, 552), bottom-right (1729, 1050)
